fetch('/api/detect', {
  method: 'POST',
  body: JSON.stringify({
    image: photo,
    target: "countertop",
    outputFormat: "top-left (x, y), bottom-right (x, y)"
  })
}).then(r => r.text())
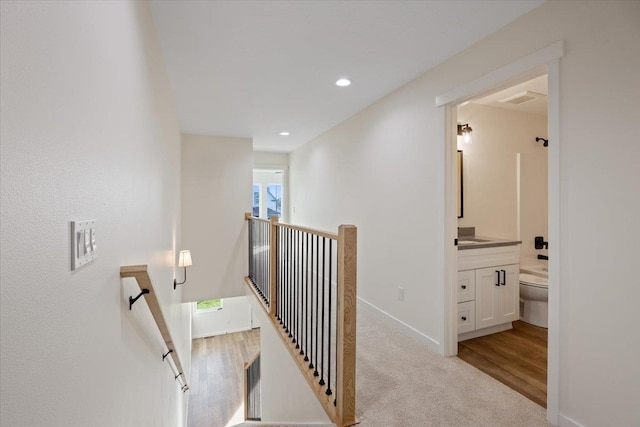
top-left (457, 235), bottom-right (521, 250)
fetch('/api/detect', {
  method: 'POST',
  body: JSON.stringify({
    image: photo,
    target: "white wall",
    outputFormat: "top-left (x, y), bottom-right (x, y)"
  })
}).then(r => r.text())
top-left (181, 134), bottom-right (253, 302)
top-left (245, 290), bottom-right (332, 424)
top-left (0, 2), bottom-right (190, 426)
top-left (457, 103), bottom-right (547, 239)
top-left (456, 103), bottom-right (548, 267)
top-left (290, 2), bottom-right (640, 426)
top-left (518, 151), bottom-right (548, 268)
top-left (254, 151), bottom-right (290, 169)
top-left (192, 296), bottom-right (252, 338)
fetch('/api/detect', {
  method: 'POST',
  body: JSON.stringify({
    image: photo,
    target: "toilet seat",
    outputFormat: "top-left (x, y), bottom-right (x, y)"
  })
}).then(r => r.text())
top-left (519, 273), bottom-right (548, 288)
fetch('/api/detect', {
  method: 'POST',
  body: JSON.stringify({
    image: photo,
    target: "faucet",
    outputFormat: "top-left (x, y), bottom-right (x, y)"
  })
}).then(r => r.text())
top-left (535, 236), bottom-right (548, 250)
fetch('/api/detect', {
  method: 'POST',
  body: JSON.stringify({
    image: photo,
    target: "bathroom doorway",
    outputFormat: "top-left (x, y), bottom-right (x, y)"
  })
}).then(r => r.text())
top-left (437, 42), bottom-right (563, 421)
top-left (453, 75), bottom-right (549, 407)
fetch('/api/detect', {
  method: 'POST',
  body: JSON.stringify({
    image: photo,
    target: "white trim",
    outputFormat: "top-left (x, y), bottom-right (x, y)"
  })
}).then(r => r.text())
top-left (192, 326), bottom-right (252, 340)
top-left (441, 105), bottom-right (458, 357)
top-left (253, 164), bottom-right (289, 171)
top-left (435, 41), bottom-right (564, 107)
top-left (546, 57), bottom-right (561, 426)
top-left (558, 414), bottom-right (584, 427)
top-left (358, 297), bottom-right (440, 353)
top-left (457, 323), bottom-right (512, 341)
top-left (233, 422), bottom-right (335, 427)
top-left (436, 41), bottom-right (564, 426)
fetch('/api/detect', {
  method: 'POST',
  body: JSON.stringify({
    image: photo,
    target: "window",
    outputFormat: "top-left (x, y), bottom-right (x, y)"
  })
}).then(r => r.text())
top-left (266, 184), bottom-right (282, 219)
top-left (252, 185), bottom-right (260, 217)
top-left (195, 299), bottom-right (223, 312)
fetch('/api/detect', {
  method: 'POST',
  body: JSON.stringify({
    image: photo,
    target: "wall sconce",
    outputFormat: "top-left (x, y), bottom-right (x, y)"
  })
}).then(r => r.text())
top-left (458, 123), bottom-right (473, 144)
top-left (173, 250), bottom-right (193, 290)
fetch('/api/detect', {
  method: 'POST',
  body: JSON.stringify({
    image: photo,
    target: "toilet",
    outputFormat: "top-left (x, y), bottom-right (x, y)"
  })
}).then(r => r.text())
top-left (519, 272), bottom-right (548, 328)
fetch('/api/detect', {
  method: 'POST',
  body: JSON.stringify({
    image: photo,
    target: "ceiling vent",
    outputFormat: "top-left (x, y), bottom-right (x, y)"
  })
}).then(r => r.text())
top-left (500, 90), bottom-right (546, 105)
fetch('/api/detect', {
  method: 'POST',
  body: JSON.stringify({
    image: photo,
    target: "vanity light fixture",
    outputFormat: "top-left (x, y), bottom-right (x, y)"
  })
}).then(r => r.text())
top-left (458, 123), bottom-right (473, 144)
top-left (336, 78), bottom-right (351, 87)
top-left (173, 250), bottom-right (193, 290)
top-left (279, 131), bottom-right (290, 136)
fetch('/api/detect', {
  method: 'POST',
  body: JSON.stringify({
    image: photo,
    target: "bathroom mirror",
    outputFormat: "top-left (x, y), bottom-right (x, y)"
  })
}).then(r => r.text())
top-left (457, 150), bottom-right (463, 218)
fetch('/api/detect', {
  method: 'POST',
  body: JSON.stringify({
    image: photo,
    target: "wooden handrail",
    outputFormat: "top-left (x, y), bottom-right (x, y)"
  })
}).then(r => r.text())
top-left (244, 214), bottom-right (358, 427)
top-left (245, 214), bottom-right (339, 240)
top-left (276, 222), bottom-right (339, 241)
top-left (120, 265), bottom-right (189, 391)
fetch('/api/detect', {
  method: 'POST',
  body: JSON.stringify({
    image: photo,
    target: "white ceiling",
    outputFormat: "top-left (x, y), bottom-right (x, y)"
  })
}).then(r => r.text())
top-left (150, 1), bottom-right (544, 152)
top-left (473, 74), bottom-right (548, 116)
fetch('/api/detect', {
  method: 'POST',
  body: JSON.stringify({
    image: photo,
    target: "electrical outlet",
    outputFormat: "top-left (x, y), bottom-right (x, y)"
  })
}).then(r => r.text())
top-left (398, 287), bottom-right (404, 301)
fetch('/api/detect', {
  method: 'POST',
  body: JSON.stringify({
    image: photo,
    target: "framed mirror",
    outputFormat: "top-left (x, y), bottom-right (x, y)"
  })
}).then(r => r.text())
top-left (457, 150), bottom-right (463, 218)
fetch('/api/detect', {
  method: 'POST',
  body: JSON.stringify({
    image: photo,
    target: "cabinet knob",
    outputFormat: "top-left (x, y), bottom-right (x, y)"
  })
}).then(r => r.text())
top-left (461, 285), bottom-right (467, 289)
top-left (461, 316), bottom-right (467, 321)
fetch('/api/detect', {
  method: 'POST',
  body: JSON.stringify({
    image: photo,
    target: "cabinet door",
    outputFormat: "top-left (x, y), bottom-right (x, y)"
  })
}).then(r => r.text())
top-left (475, 267), bottom-right (502, 329)
top-left (499, 264), bottom-right (520, 323)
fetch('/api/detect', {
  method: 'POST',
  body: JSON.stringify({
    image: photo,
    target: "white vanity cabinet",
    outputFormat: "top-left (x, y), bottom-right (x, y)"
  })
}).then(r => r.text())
top-left (457, 244), bottom-right (520, 340)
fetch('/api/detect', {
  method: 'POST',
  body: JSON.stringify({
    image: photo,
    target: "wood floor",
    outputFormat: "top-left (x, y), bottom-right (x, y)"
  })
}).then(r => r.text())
top-left (188, 329), bottom-right (261, 427)
top-left (457, 321), bottom-right (548, 407)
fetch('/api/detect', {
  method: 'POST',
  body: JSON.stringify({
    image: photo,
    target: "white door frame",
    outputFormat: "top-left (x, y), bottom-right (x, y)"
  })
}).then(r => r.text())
top-left (436, 41), bottom-right (564, 425)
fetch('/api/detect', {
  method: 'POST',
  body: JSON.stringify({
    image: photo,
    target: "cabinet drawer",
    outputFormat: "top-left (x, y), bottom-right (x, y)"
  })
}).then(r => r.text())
top-left (457, 301), bottom-right (476, 334)
top-left (457, 270), bottom-right (475, 303)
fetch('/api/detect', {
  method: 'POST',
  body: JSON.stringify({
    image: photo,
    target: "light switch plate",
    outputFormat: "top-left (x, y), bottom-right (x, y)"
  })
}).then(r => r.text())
top-left (71, 219), bottom-right (97, 270)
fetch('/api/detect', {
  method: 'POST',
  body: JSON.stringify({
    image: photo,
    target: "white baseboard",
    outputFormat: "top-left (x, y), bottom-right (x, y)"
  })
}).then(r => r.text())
top-left (357, 297), bottom-right (440, 353)
top-left (558, 414), bottom-right (584, 427)
top-left (232, 423), bottom-right (335, 427)
top-left (192, 326), bottom-right (252, 340)
top-left (457, 322), bottom-right (512, 342)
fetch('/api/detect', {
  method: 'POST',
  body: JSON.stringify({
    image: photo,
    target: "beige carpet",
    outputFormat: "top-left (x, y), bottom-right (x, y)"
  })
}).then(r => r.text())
top-left (355, 305), bottom-right (550, 427)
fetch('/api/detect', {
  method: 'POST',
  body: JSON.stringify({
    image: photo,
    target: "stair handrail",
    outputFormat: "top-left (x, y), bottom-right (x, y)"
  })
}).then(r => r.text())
top-left (120, 265), bottom-right (189, 392)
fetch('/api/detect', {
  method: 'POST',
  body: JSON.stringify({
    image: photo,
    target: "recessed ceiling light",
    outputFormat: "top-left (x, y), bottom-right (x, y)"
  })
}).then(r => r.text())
top-left (279, 131), bottom-right (290, 136)
top-left (336, 78), bottom-right (351, 87)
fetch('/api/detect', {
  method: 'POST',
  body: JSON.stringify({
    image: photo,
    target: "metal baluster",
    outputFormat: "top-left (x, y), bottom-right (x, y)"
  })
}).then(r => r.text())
top-left (300, 231), bottom-right (306, 356)
top-left (326, 239), bottom-right (333, 396)
top-left (314, 234), bottom-right (319, 377)
top-left (257, 223), bottom-right (264, 299)
top-left (293, 230), bottom-right (298, 344)
top-left (264, 223), bottom-right (267, 299)
top-left (261, 223), bottom-right (264, 298)
top-left (278, 227), bottom-right (282, 324)
top-left (295, 230), bottom-right (300, 347)
top-left (304, 232), bottom-right (309, 361)
top-left (288, 227), bottom-right (292, 337)
top-left (319, 237), bottom-right (326, 386)
top-left (307, 233), bottom-right (313, 368)
top-left (285, 227), bottom-right (289, 331)
top-left (285, 228), bottom-right (289, 332)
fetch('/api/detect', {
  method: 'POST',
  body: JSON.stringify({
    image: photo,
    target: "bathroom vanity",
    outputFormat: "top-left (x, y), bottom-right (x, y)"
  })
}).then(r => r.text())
top-left (457, 234), bottom-right (521, 341)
